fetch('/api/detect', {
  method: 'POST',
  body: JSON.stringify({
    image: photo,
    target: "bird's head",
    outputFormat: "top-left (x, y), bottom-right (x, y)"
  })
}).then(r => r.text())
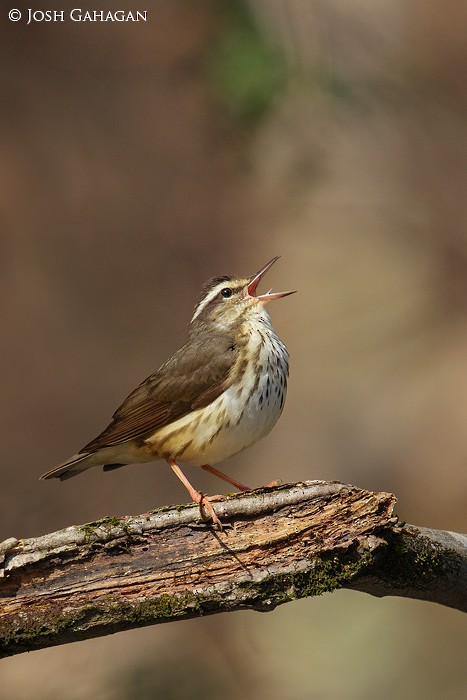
top-left (190, 257), bottom-right (296, 332)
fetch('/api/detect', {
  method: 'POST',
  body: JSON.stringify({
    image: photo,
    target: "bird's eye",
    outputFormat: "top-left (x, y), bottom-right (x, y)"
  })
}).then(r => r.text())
top-left (220, 288), bottom-right (233, 298)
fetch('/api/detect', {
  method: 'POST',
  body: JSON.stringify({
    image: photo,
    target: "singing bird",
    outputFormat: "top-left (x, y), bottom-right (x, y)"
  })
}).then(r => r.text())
top-left (41, 257), bottom-right (295, 526)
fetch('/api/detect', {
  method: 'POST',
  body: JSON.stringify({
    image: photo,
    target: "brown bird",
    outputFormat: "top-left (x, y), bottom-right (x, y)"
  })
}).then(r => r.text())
top-left (41, 257), bottom-right (295, 526)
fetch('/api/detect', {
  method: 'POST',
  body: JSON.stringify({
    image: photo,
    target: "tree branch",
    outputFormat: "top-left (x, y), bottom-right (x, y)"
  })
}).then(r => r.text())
top-left (1, 481), bottom-right (466, 658)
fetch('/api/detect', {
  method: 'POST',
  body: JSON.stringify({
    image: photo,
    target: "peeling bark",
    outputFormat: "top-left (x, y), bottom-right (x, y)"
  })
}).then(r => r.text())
top-left (1, 481), bottom-right (465, 658)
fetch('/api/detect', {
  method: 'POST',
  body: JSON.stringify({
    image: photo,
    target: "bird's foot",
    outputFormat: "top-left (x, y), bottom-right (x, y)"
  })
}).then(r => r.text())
top-left (168, 460), bottom-right (228, 528)
top-left (194, 491), bottom-right (223, 529)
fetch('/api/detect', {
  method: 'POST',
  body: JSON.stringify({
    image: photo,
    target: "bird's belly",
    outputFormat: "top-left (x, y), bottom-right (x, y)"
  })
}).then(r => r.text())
top-left (145, 367), bottom-right (287, 467)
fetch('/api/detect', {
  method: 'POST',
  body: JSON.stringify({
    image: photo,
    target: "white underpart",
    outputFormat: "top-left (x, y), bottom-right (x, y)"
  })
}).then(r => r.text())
top-left (145, 311), bottom-right (289, 466)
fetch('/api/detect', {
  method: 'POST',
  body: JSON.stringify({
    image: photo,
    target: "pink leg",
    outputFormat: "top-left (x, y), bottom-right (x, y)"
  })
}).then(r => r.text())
top-left (169, 460), bottom-right (222, 528)
top-left (201, 463), bottom-right (251, 492)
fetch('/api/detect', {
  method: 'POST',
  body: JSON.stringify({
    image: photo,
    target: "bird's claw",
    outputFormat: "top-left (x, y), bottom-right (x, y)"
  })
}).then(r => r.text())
top-left (197, 492), bottom-right (224, 530)
top-left (265, 479), bottom-right (282, 488)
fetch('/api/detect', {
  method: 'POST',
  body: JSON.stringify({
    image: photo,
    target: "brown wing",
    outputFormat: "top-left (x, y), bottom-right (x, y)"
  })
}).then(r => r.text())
top-left (81, 334), bottom-right (238, 453)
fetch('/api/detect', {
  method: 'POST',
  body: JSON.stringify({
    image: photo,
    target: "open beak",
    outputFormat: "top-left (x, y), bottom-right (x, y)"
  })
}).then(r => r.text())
top-left (247, 256), bottom-right (296, 303)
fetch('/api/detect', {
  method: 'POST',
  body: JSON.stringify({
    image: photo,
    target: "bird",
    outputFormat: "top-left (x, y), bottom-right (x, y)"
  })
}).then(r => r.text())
top-left (41, 257), bottom-right (295, 526)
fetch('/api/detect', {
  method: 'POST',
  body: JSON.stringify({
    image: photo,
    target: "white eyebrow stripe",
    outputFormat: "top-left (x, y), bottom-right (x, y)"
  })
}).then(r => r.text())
top-left (191, 282), bottom-right (232, 322)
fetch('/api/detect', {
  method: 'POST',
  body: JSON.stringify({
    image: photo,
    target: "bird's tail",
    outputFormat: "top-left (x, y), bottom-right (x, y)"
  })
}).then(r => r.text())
top-left (40, 452), bottom-right (96, 481)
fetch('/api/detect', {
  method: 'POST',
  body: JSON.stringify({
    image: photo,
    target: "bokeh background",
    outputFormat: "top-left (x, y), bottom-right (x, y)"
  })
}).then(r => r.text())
top-left (1, 1), bottom-right (467, 698)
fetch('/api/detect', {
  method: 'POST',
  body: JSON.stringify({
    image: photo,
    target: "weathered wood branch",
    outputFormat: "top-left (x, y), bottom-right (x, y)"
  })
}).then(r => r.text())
top-left (1, 481), bottom-right (466, 658)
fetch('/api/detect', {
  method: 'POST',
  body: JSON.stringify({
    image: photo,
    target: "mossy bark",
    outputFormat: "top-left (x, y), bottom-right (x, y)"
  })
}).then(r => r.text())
top-left (1, 481), bottom-right (465, 658)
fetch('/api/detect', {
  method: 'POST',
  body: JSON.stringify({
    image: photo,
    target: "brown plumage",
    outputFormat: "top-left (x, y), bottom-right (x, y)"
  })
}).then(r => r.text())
top-left (41, 258), bottom-right (295, 526)
top-left (83, 330), bottom-right (238, 453)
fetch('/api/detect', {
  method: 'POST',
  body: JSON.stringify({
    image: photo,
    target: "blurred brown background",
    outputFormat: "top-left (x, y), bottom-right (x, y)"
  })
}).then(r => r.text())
top-left (1, 1), bottom-right (466, 698)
